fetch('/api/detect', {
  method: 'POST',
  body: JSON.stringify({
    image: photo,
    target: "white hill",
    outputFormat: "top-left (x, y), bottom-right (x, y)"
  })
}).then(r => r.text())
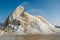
top-left (3, 6), bottom-right (60, 35)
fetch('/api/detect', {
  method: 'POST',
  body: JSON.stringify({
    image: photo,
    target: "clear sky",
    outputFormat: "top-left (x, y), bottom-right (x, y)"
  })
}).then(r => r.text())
top-left (0, 0), bottom-right (60, 26)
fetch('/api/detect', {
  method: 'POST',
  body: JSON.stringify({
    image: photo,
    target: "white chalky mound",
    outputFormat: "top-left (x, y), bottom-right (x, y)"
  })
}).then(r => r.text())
top-left (4, 6), bottom-right (59, 35)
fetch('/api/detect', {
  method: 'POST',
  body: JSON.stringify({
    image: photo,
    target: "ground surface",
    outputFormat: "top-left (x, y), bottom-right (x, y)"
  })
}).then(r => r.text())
top-left (0, 32), bottom-right (60, 40)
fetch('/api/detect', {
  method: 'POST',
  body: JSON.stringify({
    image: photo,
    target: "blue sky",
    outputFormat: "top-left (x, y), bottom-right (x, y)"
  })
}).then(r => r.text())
top-left (0, 0), bottom-right (60, 26)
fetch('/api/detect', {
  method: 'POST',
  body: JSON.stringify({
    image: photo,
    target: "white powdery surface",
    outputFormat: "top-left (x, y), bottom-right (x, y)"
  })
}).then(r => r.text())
top-left (3, 6), bottom-right (60, 35)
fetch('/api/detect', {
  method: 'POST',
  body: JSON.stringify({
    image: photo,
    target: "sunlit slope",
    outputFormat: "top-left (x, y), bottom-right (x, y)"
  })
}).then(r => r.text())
top-left (4, 6), bottom-right (59, 34)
